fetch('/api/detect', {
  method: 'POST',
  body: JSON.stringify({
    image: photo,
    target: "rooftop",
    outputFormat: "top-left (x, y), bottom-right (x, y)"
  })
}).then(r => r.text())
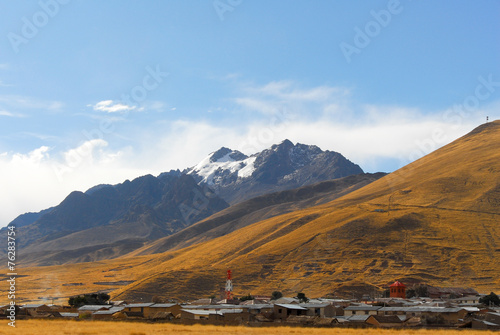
top-left (123, 303), bottom-right (154, 308)
top-left (150, 303), bottom-right (178, 308)
top-left (275, 304), bottom-right (308, 310)
top-left (390, 281), bottom-right (406, 288)
top-left (78, 305), bottom-right (111, 311)
top-left (345, 305), bottom-right (381, 311)
top-left (93, 307), bottom-right (124, 315)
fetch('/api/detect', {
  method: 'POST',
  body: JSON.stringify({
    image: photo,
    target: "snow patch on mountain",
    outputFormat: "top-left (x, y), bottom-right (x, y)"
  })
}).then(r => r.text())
top-left (187, 150), bottom-right (255, 185)
top-left (238, 156), bottom-right (257, 178)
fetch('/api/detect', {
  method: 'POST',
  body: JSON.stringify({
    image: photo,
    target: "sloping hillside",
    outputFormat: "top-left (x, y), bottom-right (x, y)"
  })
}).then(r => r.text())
top-left (6, 121), bottom-right (500, 303)
top-left (111, 120), bottom-right (500, 300)
top-left (132, 172), bottom-right (386, 256)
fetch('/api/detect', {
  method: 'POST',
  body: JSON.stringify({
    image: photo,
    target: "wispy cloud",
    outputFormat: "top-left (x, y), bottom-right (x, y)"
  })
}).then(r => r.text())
top-left (243, 80), bottom-right (350, 101)
top-left (0, 80), bottom-right (13, 87)
top-left (234, 80), bottom-right (351, 116)
top-left (0, 95), bottom-right (64, 112)
top-left (21, 132), bottom-right (59, 141)
top-left (91, 100), bottom-right (136, 113)
top-left (234, 97), bottom-right (281, 115)
top-left (0, 110), bottom-right (25, 118)
top-left (214, 80), bottom-right (498, 172)
top-left (141, 100), bottom-right (168, 113)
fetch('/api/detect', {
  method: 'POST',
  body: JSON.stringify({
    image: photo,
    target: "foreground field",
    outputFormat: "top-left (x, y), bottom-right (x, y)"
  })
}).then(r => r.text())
top-left (0, 321), bottom-right (497, 335)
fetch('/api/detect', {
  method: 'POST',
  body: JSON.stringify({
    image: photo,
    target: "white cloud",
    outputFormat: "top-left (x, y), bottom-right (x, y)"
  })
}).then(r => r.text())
top-left (0, 141), bottom-right (142, 228)
top-left (92, 100), bottom-right (136, 113)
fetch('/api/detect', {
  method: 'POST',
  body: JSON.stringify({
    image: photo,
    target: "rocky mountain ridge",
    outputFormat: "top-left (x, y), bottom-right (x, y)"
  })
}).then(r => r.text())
top-left (185, 139), bottom-right (364, 204)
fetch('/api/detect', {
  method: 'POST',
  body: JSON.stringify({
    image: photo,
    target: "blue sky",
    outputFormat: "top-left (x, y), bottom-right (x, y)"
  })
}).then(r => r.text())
top-left (0, 0), bottom-right (499, 226)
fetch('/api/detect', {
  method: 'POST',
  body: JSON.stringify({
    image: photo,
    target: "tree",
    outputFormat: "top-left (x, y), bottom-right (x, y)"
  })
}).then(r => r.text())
top-left (406, 288), bottom-right (416, 298)
top-left (414, 285), bottom-right (428, 297)
top-left (271, 291), bottom-right (283, 300)
top-left (296, 292), bottom-right (308, 303)
top-left (239, 294), bottom-right (253, 301)
top-left (152, 295), bottom-right (166, 303)
top-left (87, 293), bottom-right (110, 305)
top-left (68, 293), bottom-right (110, 308)
top-left (68, 295), bottom-right (87, 308)
top-left (480, 292), bottom-right (500, 307)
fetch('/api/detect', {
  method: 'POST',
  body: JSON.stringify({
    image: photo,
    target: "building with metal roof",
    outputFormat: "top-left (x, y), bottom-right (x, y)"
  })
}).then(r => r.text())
top-left (273, 303), bottom-right (308, 321)
top-left (344, 305), bottom-right (381, 316)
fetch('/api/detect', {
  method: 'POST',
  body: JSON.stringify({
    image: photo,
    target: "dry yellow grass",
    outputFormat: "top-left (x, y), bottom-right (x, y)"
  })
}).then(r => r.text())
top-left (0, 320), bottom-right (497, 335)
top-left (2, 121), bottom-right (500, 303)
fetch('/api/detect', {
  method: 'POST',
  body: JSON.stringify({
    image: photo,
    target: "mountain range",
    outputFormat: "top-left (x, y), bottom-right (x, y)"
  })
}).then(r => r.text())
top-left (3, 139), bottom-right (365, 266)
top-left (9, 172), bottom-right (228, 265)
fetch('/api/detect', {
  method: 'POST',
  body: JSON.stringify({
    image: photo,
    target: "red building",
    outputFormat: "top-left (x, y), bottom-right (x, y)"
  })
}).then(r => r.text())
top-left (389, 280), bottom-right (406, 298)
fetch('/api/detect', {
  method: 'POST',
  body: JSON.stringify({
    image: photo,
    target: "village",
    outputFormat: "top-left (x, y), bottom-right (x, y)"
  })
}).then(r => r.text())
top-left (3, 281), bottom-right (500, 330)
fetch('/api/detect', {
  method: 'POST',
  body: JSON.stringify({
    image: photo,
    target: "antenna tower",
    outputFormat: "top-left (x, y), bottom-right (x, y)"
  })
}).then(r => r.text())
top-left (225, 269), bottom-right (233, 300)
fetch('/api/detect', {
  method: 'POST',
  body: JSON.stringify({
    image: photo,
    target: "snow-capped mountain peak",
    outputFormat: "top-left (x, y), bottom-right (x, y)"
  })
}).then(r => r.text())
top-left (184, 139), bottom-right (363, 204)
top-left (186, 148), bottom-right (254, 185)
top-left (209, 147), bottom-right (247, 163)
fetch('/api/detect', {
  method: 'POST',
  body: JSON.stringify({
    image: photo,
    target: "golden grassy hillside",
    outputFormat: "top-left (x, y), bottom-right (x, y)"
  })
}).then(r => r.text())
top-left (4, 121), bottom-right (500, 303)
top-left (0, 321), bottom-right (498, 335)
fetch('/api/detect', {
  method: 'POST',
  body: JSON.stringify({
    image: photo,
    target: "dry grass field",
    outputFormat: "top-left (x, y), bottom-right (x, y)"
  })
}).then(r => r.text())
top-left (0, 321), bottom-right (497, 335)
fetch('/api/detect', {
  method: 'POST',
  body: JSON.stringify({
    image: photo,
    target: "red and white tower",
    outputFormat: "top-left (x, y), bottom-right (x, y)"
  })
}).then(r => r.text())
top-left (225, 269), bottom-right (233, 300)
